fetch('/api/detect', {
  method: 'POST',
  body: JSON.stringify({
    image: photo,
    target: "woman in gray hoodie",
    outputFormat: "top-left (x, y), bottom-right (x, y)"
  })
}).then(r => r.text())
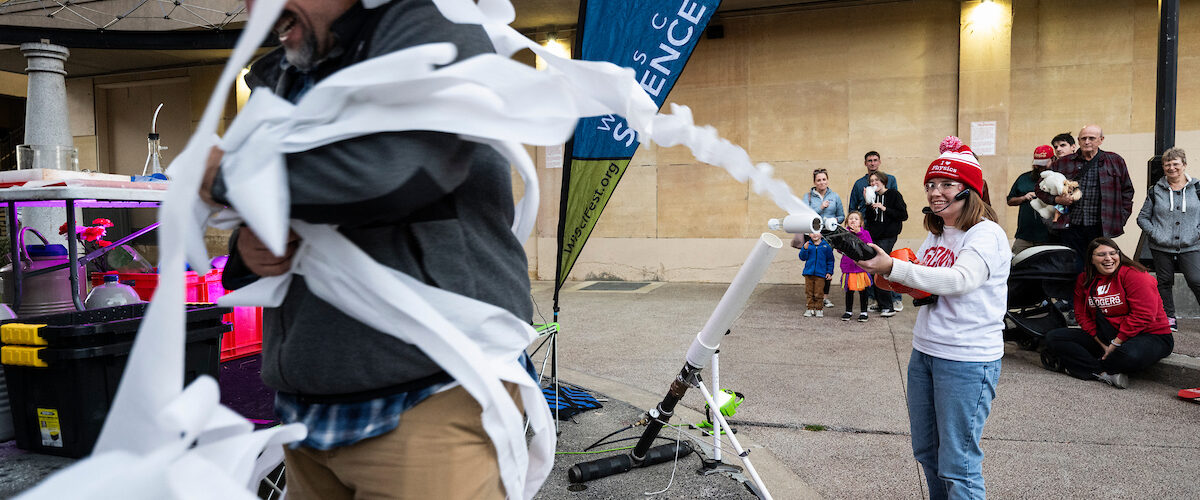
top-left (1136, 147), bottom-right (1200, 331)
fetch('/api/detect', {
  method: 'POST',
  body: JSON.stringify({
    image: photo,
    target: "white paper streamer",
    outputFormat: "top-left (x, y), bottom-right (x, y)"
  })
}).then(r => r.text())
top-left (18, 0), bottom-right (309, 498)
top-left (21, 0), bottom-right (822, 498)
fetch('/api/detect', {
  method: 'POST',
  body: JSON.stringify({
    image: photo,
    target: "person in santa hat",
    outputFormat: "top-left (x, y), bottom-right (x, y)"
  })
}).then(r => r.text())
top-left (1007, 144), bottom-right (1056, 255)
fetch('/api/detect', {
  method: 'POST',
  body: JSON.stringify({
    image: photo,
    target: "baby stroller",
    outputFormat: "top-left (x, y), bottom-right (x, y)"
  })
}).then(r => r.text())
top-left (1003, 245), bottom-right (1078, 351)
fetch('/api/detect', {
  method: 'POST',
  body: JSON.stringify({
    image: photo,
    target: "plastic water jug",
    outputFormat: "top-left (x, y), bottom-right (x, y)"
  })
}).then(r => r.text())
top-left (0, 228), bottom-right (86, 317)
top-left (85, 274), bottom-right (143, 309)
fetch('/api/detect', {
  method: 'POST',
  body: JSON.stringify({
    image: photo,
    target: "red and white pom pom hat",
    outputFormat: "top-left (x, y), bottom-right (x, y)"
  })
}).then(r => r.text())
top-left (925, 145), bottom-right (983, 194)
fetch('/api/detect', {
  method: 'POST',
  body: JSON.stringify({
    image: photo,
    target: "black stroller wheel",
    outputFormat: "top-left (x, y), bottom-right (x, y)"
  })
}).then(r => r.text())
top-left (1040, 351), bottom-right (1063, 373)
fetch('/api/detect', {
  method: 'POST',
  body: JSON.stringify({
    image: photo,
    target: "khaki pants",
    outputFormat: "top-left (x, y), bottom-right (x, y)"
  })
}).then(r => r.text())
top-left (283, 383), bottom-right (521, 500)
top-left (1010, 238), bottom-right (1046, 257)
top-left (805, 275), bottom-right (827, 310)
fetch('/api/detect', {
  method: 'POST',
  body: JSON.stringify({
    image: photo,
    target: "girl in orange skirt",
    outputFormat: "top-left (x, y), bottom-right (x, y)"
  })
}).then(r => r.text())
top-left (840, 211), bottom-right (874, 322)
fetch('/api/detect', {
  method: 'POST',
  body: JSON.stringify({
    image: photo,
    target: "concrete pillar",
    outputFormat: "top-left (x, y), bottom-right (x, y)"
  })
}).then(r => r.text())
top-left (958, 1), bottom-right (1013, 227)
top-left (21, 42), bottom-right (73, 149)
top-left (19, 41), bottom-right (75, 246)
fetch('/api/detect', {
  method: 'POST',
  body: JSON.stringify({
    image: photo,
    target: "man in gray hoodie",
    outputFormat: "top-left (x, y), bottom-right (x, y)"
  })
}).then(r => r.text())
top-left (199, 0), bottom-right (531, 498)
top-left (1137, 147), bottom-right (1200, 332)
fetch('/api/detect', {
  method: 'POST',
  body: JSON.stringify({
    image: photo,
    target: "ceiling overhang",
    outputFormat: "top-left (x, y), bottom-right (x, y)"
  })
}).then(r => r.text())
top-left (0, 0), bottom-right (909, 78)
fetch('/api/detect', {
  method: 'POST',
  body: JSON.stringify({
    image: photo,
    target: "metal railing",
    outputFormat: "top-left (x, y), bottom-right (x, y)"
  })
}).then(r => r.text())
top-left (0, 127), bottom-right (23, 171)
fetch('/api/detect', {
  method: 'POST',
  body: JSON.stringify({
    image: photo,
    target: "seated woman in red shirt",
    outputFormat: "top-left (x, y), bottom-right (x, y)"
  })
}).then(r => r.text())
top-left (1042, 237), bottom-right (1175, 388)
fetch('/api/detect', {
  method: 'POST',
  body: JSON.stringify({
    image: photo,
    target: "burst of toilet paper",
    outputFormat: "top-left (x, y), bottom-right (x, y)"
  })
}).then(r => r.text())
top-left (18, 0), bottom-right (817, 498)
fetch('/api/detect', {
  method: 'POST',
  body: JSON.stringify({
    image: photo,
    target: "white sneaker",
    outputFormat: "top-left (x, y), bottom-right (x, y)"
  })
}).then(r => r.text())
top-left (816, 310), bottom-right (824, 318)
top-left (824, 298), bottom-right (835, 308)
top-left (880, 309), bottom-right (897, 318)
top-left (894, 300), bottom-right (904, 312)
top-left (867, 301), bottom-right (880, 312)
top-left (804, 309), bottom-right (815, 317)
top-left (1095, 372), bottom-right (1129, 389)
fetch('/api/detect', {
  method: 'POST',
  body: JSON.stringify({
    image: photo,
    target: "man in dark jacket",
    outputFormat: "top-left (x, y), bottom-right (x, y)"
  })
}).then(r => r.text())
top-left (1036, 124), bottom-right (1134, 270)
top-left (199, 1), bottom-right (530, 498)
top-left (847, 150), bottom-right (898, 214)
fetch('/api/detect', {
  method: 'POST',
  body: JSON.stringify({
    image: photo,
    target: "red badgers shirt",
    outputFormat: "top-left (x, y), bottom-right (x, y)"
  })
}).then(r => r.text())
top-left (1074, 266), bottom-right (1171, 341)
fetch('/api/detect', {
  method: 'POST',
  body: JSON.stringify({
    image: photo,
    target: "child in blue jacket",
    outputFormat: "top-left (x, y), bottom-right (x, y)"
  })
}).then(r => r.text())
top-left (799, 231), bottom-right (836, 317)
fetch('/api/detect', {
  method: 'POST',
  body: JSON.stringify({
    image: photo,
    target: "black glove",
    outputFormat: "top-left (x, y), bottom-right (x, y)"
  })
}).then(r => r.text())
top-left (821, 226), bottom-right (877, 262)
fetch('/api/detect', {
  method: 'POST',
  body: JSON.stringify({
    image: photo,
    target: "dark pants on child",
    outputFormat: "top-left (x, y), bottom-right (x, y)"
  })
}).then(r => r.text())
top-left (844, 289), bottom-right (868, 313)
top-left (1044, 324), bottom-right (1174, 379)
top-left (871, 236), bottom-right (900, 311)
top-left (805, 276), bottom-right (827, 310)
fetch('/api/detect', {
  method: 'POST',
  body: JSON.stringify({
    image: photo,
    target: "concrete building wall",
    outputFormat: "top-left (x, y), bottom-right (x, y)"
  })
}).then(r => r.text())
top-left (64, 65), bottom-right (235, 259)
top-left (30, 0), bottom-right (1199, 284)
top-left (535, 0), bottom-right (963, 285)
top-left (77, 65), bottom-right (232, 174)
top-left (0, 71), bottom-right (26, 99)
top-left (532, 0), bottom-right (1200, 285)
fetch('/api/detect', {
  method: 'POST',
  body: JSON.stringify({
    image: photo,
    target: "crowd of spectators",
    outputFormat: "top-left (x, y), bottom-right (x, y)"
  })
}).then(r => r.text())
top-left (806, 124), bottom-right (1189, 389)
top-left (796, 127), bottom-right (1194, 497)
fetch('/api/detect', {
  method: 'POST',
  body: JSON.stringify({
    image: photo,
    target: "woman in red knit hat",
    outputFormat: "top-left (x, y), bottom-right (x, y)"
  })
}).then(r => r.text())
top-left (855, 144), bottom-right (1010, 500)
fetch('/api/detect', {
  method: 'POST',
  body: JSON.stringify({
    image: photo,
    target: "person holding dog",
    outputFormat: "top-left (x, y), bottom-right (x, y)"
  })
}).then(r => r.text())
top-left (1008, 145), bottom-right (1055, 255)
top-left (1036, 124), bottom-right (1135, 270)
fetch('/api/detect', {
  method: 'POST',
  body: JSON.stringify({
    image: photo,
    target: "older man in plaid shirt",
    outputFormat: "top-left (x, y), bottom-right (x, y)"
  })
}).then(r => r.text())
top-left (1037, 124), bottom-right (1135, 270)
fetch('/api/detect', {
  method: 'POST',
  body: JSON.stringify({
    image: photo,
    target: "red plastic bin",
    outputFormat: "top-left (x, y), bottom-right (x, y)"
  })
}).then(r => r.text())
top-left (90, 272), bottom-right (203, 302)
top-left (89, 269), bottom-right (263, 362)
top-left (199, 269), bottom-right (263, 362)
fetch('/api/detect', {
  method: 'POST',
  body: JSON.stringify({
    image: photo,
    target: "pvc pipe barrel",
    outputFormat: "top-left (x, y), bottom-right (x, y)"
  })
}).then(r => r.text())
top-left (685, 232), bottom-right (782, 368)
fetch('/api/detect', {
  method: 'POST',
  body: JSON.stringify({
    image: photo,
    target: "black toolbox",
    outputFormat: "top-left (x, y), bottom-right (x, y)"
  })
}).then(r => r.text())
top-left (0, 303), bottom-right (230, 457)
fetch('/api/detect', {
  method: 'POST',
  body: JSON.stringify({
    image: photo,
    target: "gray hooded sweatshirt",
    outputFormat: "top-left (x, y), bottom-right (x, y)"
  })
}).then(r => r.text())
top-left (1137, 175), bottom-right (1200, 253)
top-left (217, 0), bottom-right (532, 398)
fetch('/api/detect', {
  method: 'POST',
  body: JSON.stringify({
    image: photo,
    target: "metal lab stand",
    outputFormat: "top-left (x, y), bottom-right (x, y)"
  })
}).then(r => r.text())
top-left (0, 186), bottom-right (167, 312)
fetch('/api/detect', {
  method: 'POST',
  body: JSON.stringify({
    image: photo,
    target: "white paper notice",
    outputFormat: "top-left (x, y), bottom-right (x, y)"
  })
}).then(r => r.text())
top-left (970, 121), bottom-right (996, 156)
top-left (545, 144), bottom-right (564, 169)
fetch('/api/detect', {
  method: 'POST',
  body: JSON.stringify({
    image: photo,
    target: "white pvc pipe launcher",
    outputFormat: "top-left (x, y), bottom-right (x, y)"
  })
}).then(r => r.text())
top-left (767, 214), bottom-right (828, 234)
top-left (685, 232), bottom-right (782, 368)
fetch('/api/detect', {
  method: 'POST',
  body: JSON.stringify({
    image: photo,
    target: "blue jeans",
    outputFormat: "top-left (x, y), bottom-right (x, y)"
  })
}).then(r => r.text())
top-left (907, 350), bottom-right (1001, 500)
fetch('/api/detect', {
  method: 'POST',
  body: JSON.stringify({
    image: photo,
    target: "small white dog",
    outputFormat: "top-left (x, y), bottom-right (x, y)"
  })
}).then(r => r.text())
top-left (1030, 170), bottom-right (1081, 222)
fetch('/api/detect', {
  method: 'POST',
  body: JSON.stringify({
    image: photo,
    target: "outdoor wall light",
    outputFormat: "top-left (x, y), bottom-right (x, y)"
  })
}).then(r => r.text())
top-left (536, 34), bottom-right (571, 70)
top-left (235, 67), bottom-right (251, 111)
top-left (966, 0), bottom-right (1008, 35)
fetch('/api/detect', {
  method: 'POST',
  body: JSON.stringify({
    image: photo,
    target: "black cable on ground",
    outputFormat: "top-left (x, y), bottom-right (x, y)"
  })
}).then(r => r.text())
top-left (583, 425), bottom-right (633, 451)
top-left (586, 435), bottom-right (678, 451)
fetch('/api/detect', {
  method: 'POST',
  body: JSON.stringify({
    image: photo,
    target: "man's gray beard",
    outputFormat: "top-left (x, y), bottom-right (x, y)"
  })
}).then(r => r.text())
top-left (283, 33), bottom-right (319, 72)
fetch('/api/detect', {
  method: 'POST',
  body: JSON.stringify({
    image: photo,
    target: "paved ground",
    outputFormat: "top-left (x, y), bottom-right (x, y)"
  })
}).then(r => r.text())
top-left (1172, 317), bottom-right (1200, 357)
top-left (3, 280), bottom-right (1197, 498)
top-left (533, 280), bottom-right (1200, 499)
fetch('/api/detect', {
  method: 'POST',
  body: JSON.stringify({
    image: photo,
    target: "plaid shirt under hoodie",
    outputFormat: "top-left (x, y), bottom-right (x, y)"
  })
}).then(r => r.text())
top-left (1037, 149), bottom-right (1135, 237)
top-left (248, 2), bottom-right (540, 450)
